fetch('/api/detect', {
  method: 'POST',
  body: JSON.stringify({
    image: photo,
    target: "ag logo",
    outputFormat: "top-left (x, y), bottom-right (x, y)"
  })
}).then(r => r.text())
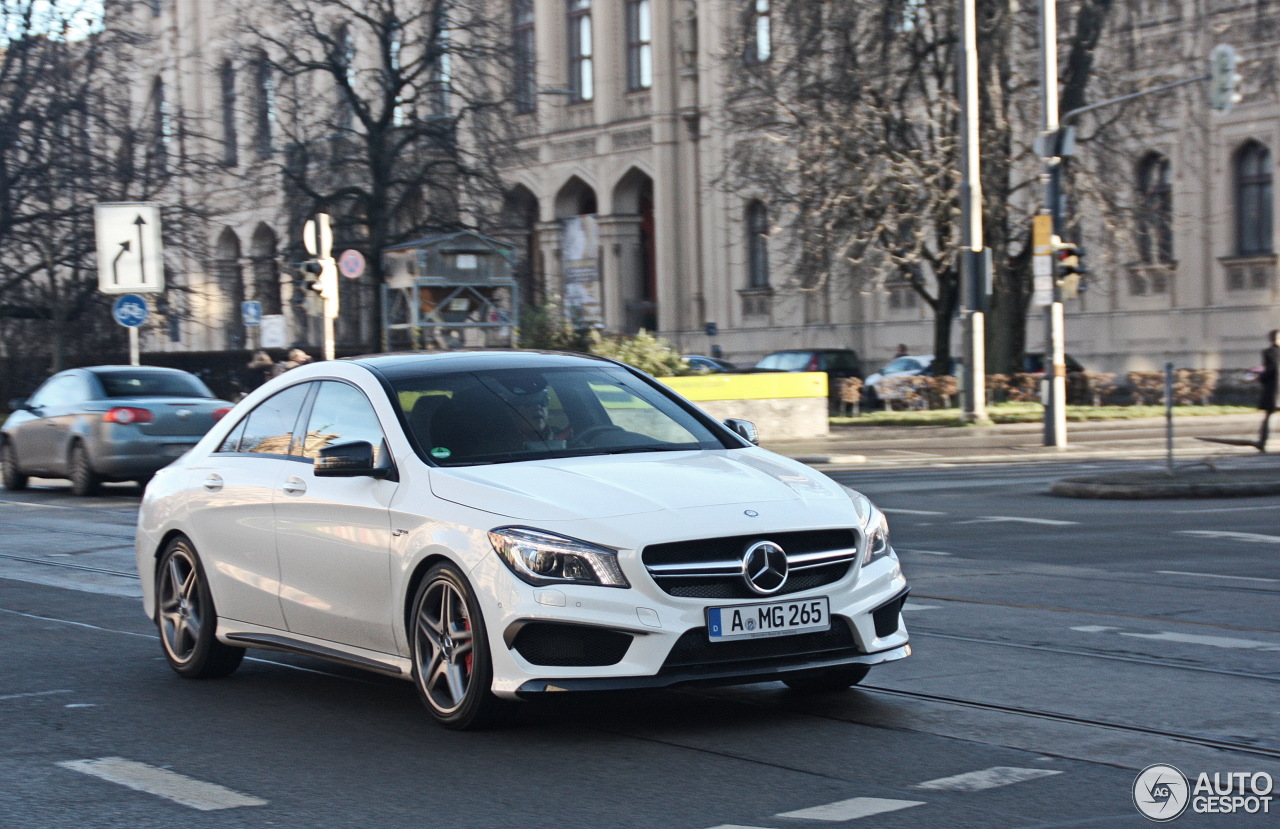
top-left (1133, 764), bottom-right (1189, 822)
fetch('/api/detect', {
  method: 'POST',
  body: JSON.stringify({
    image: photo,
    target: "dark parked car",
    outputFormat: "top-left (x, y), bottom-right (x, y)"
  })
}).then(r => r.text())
top-left (684, 355), bottom-right (739, 373)
top-left (753, 349), bottom-right (862, 405)
top-left (2, 366), bottom-right (233, 495)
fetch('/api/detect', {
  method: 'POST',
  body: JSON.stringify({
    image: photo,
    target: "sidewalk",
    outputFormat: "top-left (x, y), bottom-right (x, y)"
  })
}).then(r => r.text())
top-left (760, 413), bottom-right (1280, 498)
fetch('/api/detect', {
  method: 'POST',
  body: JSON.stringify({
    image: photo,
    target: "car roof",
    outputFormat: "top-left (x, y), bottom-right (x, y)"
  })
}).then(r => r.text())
top-left (76, 365), bottom-right (200, 376)
top-left (762, 348), bottom-right (856, 355)
top-left (348, 350), bottom-right (619, 382)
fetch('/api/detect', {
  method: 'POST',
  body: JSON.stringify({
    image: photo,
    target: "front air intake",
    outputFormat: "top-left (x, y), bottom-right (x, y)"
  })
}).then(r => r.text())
top-left (509, 622), bottom-right (633, 667)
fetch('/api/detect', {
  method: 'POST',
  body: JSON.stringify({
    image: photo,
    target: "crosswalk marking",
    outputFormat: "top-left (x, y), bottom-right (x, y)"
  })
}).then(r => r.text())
top-left (776, 798), bottom-right (925, 821)
top-left (1158, 569), bottom-right (1279, 583)
top-left (1072, 625), bottom-right (1280, 651)
top-left (903, 603), bottom-right (941, 611)
top-left (961, 516), bottom-right (1078, 526)
top-left (57, 757), bottom-right (267, 811)
top-left (915, 766), bottom-right (1062, 791)
top-left (1176, 530), bottom-right (1280, 544)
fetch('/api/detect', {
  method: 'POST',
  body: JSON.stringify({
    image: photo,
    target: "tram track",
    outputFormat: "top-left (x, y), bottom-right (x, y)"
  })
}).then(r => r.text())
top-left (858, 685), bottom-right (1280, 761)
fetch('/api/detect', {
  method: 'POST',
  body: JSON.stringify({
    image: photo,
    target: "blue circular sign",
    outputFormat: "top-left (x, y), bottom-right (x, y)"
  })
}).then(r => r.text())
top-left (113, 294), bottom-right (149, 328)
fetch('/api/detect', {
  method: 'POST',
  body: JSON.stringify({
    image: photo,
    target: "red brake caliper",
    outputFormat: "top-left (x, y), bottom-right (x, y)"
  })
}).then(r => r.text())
top-left (463, 617), bottom-right (473, 675)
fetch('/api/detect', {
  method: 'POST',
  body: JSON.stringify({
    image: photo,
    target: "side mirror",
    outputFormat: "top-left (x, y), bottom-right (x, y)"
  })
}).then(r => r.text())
top-left (315, 440), bottom-right (392, 478)
top-left (723, 418), bottom-right (759, 446)
top-left (8, 398), bottom-right (29, 411)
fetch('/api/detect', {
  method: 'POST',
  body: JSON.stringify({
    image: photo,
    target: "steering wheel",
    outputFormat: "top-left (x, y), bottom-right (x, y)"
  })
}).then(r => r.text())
top-left (570, 424), bottom-right (626, 447)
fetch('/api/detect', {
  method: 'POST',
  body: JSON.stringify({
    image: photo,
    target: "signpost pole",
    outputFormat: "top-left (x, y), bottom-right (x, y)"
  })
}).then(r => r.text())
top-left (1039, 0), bottom-right (1068, 448)
top-left (129, 327), bottom-right (140, 367)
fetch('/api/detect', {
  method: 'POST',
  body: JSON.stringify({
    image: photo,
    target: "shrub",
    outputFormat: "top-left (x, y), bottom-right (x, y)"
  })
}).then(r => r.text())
top-left (587, 329), bottom-right (688, 377)
top-left (516, 303), bottom-right (581, 351)
top-left (1125, 369), bottom-right (1219, 406)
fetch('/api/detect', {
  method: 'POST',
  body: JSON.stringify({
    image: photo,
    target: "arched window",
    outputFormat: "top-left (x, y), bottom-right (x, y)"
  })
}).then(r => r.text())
top-left (746, 201), bottom-right (770, 289)
top-left (220, 60), bottom-right (237, 167)
top-left (1136, 153), bottom-right (1171, 263)
top-left (1236, 141), bottom-right (1272, 256)
top-left (335, 26), bottom-right (355, 129)
top-left (513, 0), bottom-right (536, 112)
top-left (568, 0), bottom-right (593, 102)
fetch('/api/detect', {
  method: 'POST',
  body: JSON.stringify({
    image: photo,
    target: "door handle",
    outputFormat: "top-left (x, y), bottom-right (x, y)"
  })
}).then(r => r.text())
top-left (202, 474), bottom-right (223, 492)
top-left (282, 477), bottom-right (307, 495)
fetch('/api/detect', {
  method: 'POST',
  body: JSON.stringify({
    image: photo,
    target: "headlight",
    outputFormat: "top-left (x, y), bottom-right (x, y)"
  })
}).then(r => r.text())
top-left (842, 485), bottom-right (892, 565)
top-left (488, 527), bottom-right (629, 588)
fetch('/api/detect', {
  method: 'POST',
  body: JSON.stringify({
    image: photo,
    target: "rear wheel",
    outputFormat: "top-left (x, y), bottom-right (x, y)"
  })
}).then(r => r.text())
top-left (1, 443), bottom-right (27, 491)
top-left (783, 665), bottom-right (870, 693)
top-left (68, 443), bottom-right (100, 496)
top-left (410, 562), bottom-right (503, 729)
top-left (156, 536), bottom-right (244, 678)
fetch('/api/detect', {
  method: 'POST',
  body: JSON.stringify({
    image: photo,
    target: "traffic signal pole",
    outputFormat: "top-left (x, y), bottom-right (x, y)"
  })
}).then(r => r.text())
top-left (959, 0), bottom-right (989, 424)
top-left (1039, 0), bottom-right (1067, 448)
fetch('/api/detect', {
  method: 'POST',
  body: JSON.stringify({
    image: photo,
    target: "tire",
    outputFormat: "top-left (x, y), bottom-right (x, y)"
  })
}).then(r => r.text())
top-left (782, 665), bottom-right (871, 693)
top-left (68, 443), bottom-right (100, 497)
top-left (410, 562), bottom-right (503, 730)
top-left (155, 536), bottom-right (244, 678)
top-left (1, 443), bottom-right (27, 491)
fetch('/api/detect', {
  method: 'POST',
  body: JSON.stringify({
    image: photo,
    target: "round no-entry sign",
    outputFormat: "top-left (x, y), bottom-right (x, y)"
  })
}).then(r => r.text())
top-left (338, 249), bottom-right (365, 279)
top-left (112, 294), bottom-right (149, 327)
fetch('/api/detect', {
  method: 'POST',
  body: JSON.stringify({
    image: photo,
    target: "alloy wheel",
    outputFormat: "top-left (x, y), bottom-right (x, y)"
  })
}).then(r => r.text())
top-left (413, 576), bottom-right (476, 715)
top-left (158, 545), bottom-right (203, 665)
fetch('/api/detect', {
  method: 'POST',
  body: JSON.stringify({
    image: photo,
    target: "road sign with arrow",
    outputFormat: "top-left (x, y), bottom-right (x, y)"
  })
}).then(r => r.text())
top-left (95, 203), bottom-right (164, 294)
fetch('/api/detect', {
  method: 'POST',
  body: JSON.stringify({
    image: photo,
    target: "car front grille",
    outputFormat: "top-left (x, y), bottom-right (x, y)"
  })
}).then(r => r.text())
top-left (642, 529), bottom-right (859, 599)
top-left (660, 619), bottom-right (861, 673)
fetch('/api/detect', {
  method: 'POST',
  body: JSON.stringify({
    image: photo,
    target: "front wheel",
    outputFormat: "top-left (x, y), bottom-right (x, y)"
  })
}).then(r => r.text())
top-left (410, 562), bottom-right (503, 729)
top-left (68, 443), bottom-right (100, 496)
top-left (156, 537), bottom-right (244, 678)
top-left (1, 443), bottom-right (27, 491)
top-left (782, 665), bottom-right (870, 693)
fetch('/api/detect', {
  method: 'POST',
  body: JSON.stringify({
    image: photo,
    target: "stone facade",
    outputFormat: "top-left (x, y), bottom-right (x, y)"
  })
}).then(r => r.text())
top-left (112, 0), bottom-right (1280, 378)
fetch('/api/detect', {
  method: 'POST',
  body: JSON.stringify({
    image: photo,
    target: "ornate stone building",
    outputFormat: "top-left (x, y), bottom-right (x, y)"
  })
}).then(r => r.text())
top-left (110, 0), bottom-right (1280, 380)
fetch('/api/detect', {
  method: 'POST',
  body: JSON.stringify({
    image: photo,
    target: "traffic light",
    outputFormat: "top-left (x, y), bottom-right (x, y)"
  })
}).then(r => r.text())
top-left (1210, 44), bottom-right (1243, 112)
top-left (301, 259), bottom-right (324, 293)
top-left (299, 258), bottom-right (338, 304)
top-left (1052, 238), bottom-right (1086, 300)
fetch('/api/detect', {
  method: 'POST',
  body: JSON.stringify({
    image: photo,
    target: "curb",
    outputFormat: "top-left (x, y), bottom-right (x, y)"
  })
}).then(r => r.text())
top-left (1049, 478), bottom-right (1280, 500)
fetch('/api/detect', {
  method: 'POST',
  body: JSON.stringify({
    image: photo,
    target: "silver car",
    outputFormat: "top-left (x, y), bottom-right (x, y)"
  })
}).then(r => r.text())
top-left (2, 366), bottom-right (233, 495)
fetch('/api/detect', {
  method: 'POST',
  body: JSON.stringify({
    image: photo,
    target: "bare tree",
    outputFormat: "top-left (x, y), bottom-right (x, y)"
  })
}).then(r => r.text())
top-left (235, 0), bottom-right (517, 351)
top-left (722, 0), bottom-right (1120, 374)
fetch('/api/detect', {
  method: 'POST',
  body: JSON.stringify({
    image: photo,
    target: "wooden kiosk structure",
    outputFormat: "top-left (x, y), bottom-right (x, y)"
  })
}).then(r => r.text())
top-left (381, 231), bottom-right (518, 351)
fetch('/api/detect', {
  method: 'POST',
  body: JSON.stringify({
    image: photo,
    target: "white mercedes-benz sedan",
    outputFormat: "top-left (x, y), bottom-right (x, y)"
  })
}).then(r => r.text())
top-left (135, 351), bottom-right (910, 729)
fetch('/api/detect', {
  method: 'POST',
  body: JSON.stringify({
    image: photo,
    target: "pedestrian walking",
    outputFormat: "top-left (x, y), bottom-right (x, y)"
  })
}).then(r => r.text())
top-left (245, 350), bottom-right (277, 388)
top-left (281, 348), bottom-right (313, 372)
top-left (1258, 329), bottom-right (1280, 451)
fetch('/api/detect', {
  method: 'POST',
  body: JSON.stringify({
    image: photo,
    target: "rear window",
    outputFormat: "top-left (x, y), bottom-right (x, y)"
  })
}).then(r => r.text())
top-left (97, 371), bottom-right (213, 399)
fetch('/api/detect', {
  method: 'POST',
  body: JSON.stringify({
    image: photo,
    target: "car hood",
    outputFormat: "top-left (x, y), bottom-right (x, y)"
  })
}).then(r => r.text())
top-left (428, 449), bottom-right (845, 521)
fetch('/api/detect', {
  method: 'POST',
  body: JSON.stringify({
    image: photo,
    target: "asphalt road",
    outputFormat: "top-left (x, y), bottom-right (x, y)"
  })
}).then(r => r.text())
top-left (1, 460), bottom-right (1278, 828)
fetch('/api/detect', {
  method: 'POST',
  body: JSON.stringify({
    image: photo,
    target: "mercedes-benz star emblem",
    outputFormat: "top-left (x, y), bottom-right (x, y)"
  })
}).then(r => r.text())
top-left (176, 409), bottom-right (192, 419)
top-left (742, 540), bottom-right (788, 595)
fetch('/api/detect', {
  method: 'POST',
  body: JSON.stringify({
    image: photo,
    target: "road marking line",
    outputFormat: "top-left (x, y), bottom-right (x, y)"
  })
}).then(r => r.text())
top-left (1184, 504), bottom-right (1280, 513)
top-left (915, 767), bottom-right (1062, 791)
top-left (776, 798), bottom-right (925, 821)
top-left (1176, 530), bottom-right (1280, 544)
top-left (1120, 631), bottom-right (1280, 651)
top-left (1158, 570), bottom-right (1279, 584)
top-left (961, 516), bottom-right (1079, 526)
top-left (903, 603), bottom-right (941, 611)
top-left (0, 690), bottom-right (73, 702)
top-left (1073, 625), bottom-right (1280, 651)
top-left (57, 758), bottom-right (267, 811)
top-left (880, 508), bottom-right (947, 516)
top-left (898, 548), bottom-right (952, 556)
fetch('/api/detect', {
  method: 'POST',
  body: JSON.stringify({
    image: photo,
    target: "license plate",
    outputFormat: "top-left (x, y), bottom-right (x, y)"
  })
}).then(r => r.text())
top-left (707, 597), bottom-right (830, 641)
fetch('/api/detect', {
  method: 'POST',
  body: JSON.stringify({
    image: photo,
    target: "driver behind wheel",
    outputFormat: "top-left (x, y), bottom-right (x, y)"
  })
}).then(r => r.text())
top-left (486, 375), bottom-right (571, 451)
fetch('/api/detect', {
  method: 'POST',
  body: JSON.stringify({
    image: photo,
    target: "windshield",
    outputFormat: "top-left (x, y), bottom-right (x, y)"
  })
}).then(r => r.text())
top-left (755, 352), bottom-right (810, 371)
top-left (881, 357), bottom-right (924, 374)
top-left (97, 371), bottom-right (214, 399)
top-left (392, 366), bottom-right (726, 466)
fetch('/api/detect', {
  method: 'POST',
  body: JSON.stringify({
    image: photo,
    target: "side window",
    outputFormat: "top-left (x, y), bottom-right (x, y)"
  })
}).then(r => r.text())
top-left (216, 418), bottom-right (248, 453)
top-left (239, 383), bottom-right (312, 456)
top-left (298, 381), bottom-right (386, 460)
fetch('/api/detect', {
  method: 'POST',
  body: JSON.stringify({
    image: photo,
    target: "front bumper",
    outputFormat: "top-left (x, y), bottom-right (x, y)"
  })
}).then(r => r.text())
top-left (477, 545), bottom-right (912, 698)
